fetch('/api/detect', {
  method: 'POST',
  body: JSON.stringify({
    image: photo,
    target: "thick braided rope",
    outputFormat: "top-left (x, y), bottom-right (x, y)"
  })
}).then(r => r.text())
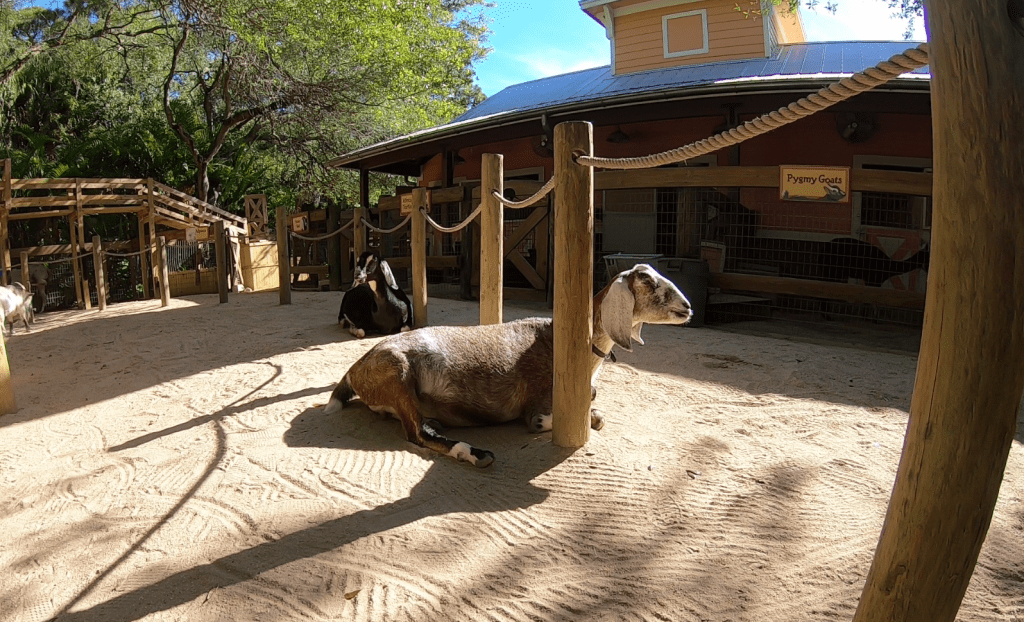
top-left (577, 43), bottom-right (929, 170)
top-left (421, 204), bottom-right (483, 233)
top-left (361, 214), bottom-right (411, 234)
top-left (490, 176), bottom-right (557, 210)
top-left (288, 219), bottom-right (355, 242)
top-left (102, 249), bottom-right (148, 258)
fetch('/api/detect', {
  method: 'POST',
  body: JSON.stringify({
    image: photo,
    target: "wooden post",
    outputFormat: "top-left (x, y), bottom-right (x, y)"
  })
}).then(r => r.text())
top-left (137, 210), bottom-right (150, 299)
top-left (479, 154), bottom-right (504, 325)
top-left (355, 169), bottom-right (369, 257)
top-left (214, 220), bottom-right (228, 304)
top-left (67, 214), bottom-right (84, 308)
top-left (328, 201), bottom-right (341, 291)
top-left (0, 331), bottom-right (15, 415)
top-left (92, 235), bottom-right (106, 311)
top-left (276, 209), bottom-right (291, 305)
top-left (147, 179), bottom-right (157, 299)
top-left (853, 6), bottom-right (1024, 622)
top-left (156, 235), bottom-right (170, 307)
top-left (82, 279), bottom-right (92, 310)
top-left (19, 251), bottom-right (28, 289)
top-left (411, 187), bottom-right (428, 328)
top-left (551, 121), bottom-right (594, 449)
top-left (0, 159), bottom-right (10, 287)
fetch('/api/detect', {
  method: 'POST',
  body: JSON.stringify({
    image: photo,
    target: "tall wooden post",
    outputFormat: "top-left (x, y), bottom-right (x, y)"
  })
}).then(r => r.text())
top-left (411, 187), bottom-right (428, 328)
top-left (276, 209), bottom-right (291, 305)
top-left (853, 5), bottom-right (1024, 622)
top-left (355, 169), bottom-right (369, 257)
top-left (0, 331), bottom-right (15, 415)
top-left (92, 235), bottom-right (106, 311)
top-left (328, 201), bottom-right (341, 291)
top-left (479, 154), bottom-right (504, 325)
top-left (19, 251), bottom-right (28, 290)
top-left (67, 214), bottom-right (84, 308)
top-left (1, 158), bottom-right (10, 287)
top-left (156, 235), bottom-right (170, 307)
top-left (551, 121), bottom-right (594, 449)
top-left (147, 179), bottom-right (157, 299)
top-left (137, 210), bottom-right (150, 299)
top-left (214, 220), bottom-right (228, 304)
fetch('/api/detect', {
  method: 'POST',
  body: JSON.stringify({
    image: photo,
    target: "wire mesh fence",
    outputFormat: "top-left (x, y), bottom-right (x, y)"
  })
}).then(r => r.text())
top-left (598, 182), bottom-right (931, 329)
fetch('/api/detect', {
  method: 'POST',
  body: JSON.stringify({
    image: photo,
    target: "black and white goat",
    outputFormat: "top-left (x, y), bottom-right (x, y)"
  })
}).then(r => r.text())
top-left (324, 263), bottom-right (692, 467)
top-left (0, 282), bottom-right (35, 335)
top-left (338, 251), bottom-right (414, 338)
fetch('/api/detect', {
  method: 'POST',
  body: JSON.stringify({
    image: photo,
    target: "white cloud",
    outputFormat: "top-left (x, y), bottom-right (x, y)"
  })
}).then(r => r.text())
top-left (515, 45), bottom-right (610, 79)
top-left (801, 1), bottom-right (925, 41)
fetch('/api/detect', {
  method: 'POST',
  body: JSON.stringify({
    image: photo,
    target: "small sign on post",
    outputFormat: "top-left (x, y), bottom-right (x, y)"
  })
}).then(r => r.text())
top-left (400, 191), bottom-right (430, 216)
top-left (186, 227), bottom-right (198, 244)
top-left (780, 166), bottom-right (850, 203)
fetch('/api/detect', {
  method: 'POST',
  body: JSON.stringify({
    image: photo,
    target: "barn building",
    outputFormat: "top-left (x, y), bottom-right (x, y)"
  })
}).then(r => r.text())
top-left (328, 0), bottom-right (932, 328)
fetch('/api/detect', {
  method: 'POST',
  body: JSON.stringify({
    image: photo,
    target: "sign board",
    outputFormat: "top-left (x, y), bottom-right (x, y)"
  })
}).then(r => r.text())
top-left (399, 191), bottom-right (431, 216)
top-left (291, 214), bottom-right (309, 233)
top-left (185, 227), bottom-right (198, 244)
top-left (780, 166), bottom-right (850, 203)
top-left (197, 227), bottom-right (210, 242)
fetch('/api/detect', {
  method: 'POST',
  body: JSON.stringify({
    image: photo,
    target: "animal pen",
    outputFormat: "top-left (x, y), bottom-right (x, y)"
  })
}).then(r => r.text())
top-left (0, 160), bottom-right (247, 311)
top-left (279, 29), bottom-right (1022, 621)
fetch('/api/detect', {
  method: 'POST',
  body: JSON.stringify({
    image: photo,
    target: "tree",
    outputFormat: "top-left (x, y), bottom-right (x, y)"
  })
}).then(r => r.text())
top-left (149, 0), bottom-right (487, 203)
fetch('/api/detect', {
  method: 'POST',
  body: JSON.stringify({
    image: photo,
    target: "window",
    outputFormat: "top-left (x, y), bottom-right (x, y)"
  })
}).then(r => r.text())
top-left (853, 157), bottom-right (932, 232)
top-left (663, 10), bottom-right (708, 58)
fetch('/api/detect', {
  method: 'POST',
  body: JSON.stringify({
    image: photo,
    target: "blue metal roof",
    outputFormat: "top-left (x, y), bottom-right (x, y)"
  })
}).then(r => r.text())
top-left (453, 41), bottom-right (929, 124)
top-left (328, 41), bottom-right (928, 169)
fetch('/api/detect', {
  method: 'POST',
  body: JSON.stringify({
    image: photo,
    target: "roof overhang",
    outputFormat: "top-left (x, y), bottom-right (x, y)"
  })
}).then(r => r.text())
top-left (327, 74), bottom-right (930, 175)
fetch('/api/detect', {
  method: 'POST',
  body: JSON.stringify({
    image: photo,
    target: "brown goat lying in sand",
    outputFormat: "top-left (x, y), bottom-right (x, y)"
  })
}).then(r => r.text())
top-left (323, 264), bottom-right (693, 466)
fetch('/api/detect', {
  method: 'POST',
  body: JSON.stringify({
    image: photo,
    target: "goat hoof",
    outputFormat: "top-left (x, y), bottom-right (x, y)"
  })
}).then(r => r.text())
top-left (528, 413), bottom-right (553, 433)
top-left (590, 409), bottom-right (605, 431)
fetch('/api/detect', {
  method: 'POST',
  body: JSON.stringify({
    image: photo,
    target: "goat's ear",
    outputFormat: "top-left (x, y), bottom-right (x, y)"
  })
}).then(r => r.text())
top-left (631, 322), bottom-right (645, 346)
top-left (380, 260), bottom-right (399, 290)
top-left (601, 277), bottom-right (636, 351)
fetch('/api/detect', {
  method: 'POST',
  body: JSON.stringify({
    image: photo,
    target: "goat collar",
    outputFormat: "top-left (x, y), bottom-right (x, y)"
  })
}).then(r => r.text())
top-left (592, 342), bottom-right (616, 363)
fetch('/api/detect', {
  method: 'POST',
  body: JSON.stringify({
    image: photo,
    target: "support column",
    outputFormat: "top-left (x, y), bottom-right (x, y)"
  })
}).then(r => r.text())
top-left (148, 179), bottom-right (157, 299)
top-left (853, 4), bottom-right (1024, 621)
top-left (92, 235), bottom-right (106, 311)
top-left (137, 210), bottom-right (150, 299)
top-left (215, 220), bottom-right (228, 304)
top-left (411, 187), bottom-right (428, 328)
top-left (156, 235), bottom-right (170, 307)
top-left (479, 154), bottom-right (504, 325)
top-left (551, 121), bottom-right (594, 449)
top-left (276, 209), bottom-right (291, 305)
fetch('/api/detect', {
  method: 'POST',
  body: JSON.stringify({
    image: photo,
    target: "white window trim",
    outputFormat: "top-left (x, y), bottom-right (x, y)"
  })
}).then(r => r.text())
top-left (663, 9), bottom-right (709, 59)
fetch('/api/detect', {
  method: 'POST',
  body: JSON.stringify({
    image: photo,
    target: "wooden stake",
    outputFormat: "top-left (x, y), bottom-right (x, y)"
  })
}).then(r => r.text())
top-left (479, 154), bottom-right (504, 325)
top-left (411, 188), bottom-right (428, 328)
top-left (551, 121), bottom-right (594, 449)
top-left (157, 235), bottom-right (170, 307)
top-left (92, 235), bottom-right (106, 311)
top-left (853, 6), bottom-right (1024, 622)
top-left (19, 251), bottom-right (28, 290)
top-left (215, 220), bottom-right (228, 304)
top-left (137, 210), bottom-right (150, 299)
top-left (147, 179), bottom-right (157, 299)
top-left (0, 330), bottom-right (16, 415)
top-left (68, 214), bottom-right (84, 308)
top-left (276, 209), bottom-right (291, 305)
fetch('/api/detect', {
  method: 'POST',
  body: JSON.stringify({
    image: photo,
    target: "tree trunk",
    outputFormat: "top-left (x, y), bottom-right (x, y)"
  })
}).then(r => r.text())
top-left (853, 3), bottom-right (1024, 621)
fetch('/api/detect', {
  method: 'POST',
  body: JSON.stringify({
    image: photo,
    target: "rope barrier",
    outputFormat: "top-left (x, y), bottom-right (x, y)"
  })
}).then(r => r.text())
top-left (577, 43), bottom-right (930, 170)
top-left (287, 219), bottom-right (355, 242)
top-left (361, 214), bottom-right (411, 235)
top-left (491, 176), bottom-right (557, 210)
top-left (420, 205), bottom-right (483, 234)
top-left (102, 249), bottom-right (148, 258)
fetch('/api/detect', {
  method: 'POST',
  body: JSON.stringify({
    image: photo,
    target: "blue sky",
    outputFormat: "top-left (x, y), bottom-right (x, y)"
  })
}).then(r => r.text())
top-left (472, 0), bottom-right (926, 96)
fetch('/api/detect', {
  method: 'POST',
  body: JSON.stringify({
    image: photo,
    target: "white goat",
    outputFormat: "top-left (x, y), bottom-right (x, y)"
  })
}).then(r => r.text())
top-left (324, 263), bottom-right (693, 467)
top-left (0, 282), bottom-right (35, 335)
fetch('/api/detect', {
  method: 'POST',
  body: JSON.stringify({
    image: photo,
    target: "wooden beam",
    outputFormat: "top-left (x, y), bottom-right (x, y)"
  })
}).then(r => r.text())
top-left (504, 206), bottom-right (549, 256)
top-left (850, 169), bottom-right (933, 196)
top-left (215, 220), bottom-right (228, 304)
top-left (595, 166), bottom-right (779, 190)
top-left (552, 121), bottom-right (594, 449)
top-left (157, 236), bottom-right (170, 307)
top-left (68, 214), bottom-right (83, 307)
top-left (148, 180), bottom-right (157, 298)
top-left (137, 210), bottom-right (150, 299)
top-left (7, 209), bottom-right (74, 220)
top-left (431, 185), bottom-right (466, 204)
top-left (709, 272), bottom-right (926, 308)
top-left (852, 8), bottom-right (1024, 622)
top-left (383, 255), bottom-right (458, 270)
top-left (92, 235), bottom-right (106, 311)
top-left (479, 154), bottom-right (504, 325)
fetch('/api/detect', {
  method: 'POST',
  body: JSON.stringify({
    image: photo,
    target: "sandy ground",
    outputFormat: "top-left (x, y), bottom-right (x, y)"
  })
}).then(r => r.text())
top-left (1, 291), bottom-right (1022, 622)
